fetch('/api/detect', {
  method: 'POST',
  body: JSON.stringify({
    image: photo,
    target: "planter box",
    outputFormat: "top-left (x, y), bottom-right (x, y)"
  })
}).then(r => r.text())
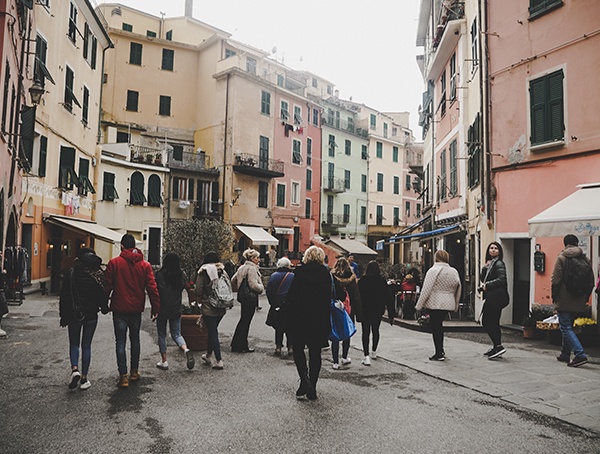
top-left (181, 314), bottom-right (209, 351)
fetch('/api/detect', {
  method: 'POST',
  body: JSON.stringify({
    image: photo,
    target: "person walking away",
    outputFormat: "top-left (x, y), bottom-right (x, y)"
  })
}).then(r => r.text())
top-left (287, 246), bottom-right (336, 400)
top-left (230, 249), bottom-right (264, 352)
top-left (400, 273), bottom-right (418, 319)
top-left (551, 234), bottom-right (594, 367)
top-left (331, 258), bottom-right (362, 367)
top-left (415, 250), bottom-right (461, 361)
top-left (105, 234), bottom-right (160, 388)
top-left (59, 248), bottom-right (109, 390)
top-left (268, 247), bottom-right (277, 267)
top-left (358, 261), bottom-right (395, 363)
top-left (266, 257), bottom-right (295, 357)
top-left (479, 242), bottom-right (509, 360)
top-left (348, 254), bottom-right (361, 278)
top-left (154, 253), bottom-right (194, 371)
top-left (195, 252), bottom-right (232, 369)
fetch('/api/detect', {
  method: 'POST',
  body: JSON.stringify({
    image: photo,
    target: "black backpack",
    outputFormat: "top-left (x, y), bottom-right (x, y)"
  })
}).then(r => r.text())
top-left (563, 256), bottom-right (594, 297)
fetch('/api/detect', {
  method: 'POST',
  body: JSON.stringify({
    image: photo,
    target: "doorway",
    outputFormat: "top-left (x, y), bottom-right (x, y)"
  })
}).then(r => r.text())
top-left (512, 239), bottom-right (531, 324)
top-left (147, 227), bottom-right (161, 266)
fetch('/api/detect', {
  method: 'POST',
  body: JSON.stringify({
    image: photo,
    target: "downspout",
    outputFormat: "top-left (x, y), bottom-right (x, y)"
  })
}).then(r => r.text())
top-left (222, 73), bottom-right (230, 221)
top-left (482, 0), bottom-right (492, 225)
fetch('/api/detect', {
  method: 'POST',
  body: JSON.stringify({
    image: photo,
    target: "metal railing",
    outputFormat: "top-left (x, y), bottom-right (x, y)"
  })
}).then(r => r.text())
top-left (234, 153), bottom-right (284, 174)
top-left (322, 213), bottom-right (348, 226)
top-left (167, 150), bottom-right (212, 171)
top-left (322, 177), bottom-right (346, 193)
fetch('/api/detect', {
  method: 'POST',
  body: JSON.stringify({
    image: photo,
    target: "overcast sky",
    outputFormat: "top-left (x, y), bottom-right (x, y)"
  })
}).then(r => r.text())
top-left (110, 0), bottom-right (424, 135)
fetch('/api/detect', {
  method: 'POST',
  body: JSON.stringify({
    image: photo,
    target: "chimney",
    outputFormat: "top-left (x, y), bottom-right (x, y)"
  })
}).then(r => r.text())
top-left (185, 0), bottom-right (193, 18)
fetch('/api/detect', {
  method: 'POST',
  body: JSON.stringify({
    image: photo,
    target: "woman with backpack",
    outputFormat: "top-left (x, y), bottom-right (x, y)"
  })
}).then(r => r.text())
top-left (154, 253), bottom-right (194, 371)
top-left (195, 251), bottom-right (231, 370)
top-left (266, 257), bottom-right (294, 357)
top-left (59, 247), bottom-right (109, 390)
top-left (480, 242), bottom-right (509, 360)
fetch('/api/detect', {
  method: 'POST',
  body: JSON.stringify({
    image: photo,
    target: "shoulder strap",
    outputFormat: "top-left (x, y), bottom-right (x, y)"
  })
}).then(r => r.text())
top-left (275, 272), bottom-right (290, 295)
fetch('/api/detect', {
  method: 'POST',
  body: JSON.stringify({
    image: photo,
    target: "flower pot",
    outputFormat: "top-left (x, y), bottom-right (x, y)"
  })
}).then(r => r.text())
top-left (522, 327), bottom-right (535, 339)
top-left (180, 314), bottom-right (209, 351)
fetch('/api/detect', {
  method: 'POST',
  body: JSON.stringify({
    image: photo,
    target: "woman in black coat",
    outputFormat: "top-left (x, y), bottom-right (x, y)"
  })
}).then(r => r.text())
top-left (287, 246), bottom-right (344, 400)
top-left (358, 261), bottom-right (395, 365)
top-left (480, 242), bottom-right (509, 360)
top-left (59, 248), bottom-right (109, 390)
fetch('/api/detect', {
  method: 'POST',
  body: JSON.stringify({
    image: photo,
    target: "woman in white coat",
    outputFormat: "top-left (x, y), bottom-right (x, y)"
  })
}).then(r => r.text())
top-left (415, 250), bottom-right (461, 361)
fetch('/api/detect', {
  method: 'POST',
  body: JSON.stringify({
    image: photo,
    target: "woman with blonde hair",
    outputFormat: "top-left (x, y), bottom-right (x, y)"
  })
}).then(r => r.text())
top-left (415, 250), bottom-right (461, 361)
top-left (230, 248), bottom-right (264, 353)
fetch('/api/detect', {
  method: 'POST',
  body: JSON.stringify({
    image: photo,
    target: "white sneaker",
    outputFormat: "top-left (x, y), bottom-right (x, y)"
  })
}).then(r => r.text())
top-left (156, 360), bottom-right (169, 370)
top-left (341, 357), bottom-right (352, 365)
top-left (332, 363), bottom-right (340, 370)
top-left (212, 360), bottom-right (224, 370)
top-left (0, 328), bottom-right (6, 338)
top-left (68, 370), bottom-right (81, 389)
top-left (362, 356), bottom-right (371, 366)
top-left (201, 353), bottom-right (212, 366)
top-left (79, 378), bottom-right (91, 390)
top-left (371, 351), bottom-right (377, 360)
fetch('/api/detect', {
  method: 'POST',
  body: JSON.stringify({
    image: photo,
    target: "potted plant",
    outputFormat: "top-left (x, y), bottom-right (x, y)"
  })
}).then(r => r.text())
top-left (180, 282), bottom-right (208, 351)
top-left (522, 312), bottom-right (536, 339)
top-left (145, 153), bottom-right (153, 163)
top-left (573, 317), bottom-right (598, 347)
top-left (154, 153), bottom-right (162, 165)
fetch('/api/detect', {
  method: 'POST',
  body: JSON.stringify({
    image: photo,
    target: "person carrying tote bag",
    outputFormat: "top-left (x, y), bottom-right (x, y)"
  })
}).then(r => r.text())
top-left (230, 249), bottom-right (264, 353)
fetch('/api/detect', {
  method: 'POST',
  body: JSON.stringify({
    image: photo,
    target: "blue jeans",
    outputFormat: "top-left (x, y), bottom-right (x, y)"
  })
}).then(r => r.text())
top-left (156, 315), bottom-right (186, 354)
top-left (558, 311), bottom-right (586, 358)
top-left (113, 312), bottom-right (142, 375)
top-left (68, 318), bottom-right (98, 376)
top-left (204, 314), bottom-right (224, 361)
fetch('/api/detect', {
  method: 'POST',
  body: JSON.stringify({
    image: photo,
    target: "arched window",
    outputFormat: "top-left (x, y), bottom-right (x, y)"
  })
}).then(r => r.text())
top-left (130, 171), bottom-right (146, 205)
top-left (148, 174), bottom-right (163, 207)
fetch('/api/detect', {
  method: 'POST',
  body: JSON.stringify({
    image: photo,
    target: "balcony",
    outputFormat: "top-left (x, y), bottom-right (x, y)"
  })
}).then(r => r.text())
top-left (406, 149), bottom-right (423, 176)
top-left (322, 116), bottom-right (368, 138)
top-left (193, 200), bottom-right (223, 220)
top-left (130, 145), bottom-right (165, 167)
top-left (432, 1), bottom-right (465, 50)
top-left (322, 177), bottom-right (346, 193)
top-left (321, 213), bottom-right (348, 227)
top-left (233, 153), bottom-right (284, 178)
top-left (167, 150), bottom-right (218, 175)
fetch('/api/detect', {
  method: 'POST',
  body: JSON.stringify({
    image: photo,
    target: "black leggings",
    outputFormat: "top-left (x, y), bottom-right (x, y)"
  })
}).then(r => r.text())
top-left (231, 301), bottom-right (255, 351)
top-left (429, 310), bottom-right (447, 356)
top-left (482, 302), bottom-right (503, 347)
top-left (292, 341), bottom-right (322, 386)
top-left (361, 318), bottom-right (382, 356)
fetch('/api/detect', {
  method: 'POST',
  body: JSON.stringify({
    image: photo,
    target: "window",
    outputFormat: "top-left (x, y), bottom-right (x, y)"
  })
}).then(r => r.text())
top-left (294, 105), bottom-right (302, 125)
top-left (172, 176), bottom-right (189, 201)
top-left (172, 145), bottom-right (183, 161)
top-left (246, 57), bottom-right (256, 75)
top-left (347, 116), bottom-right (354, 133)
top-left (449, 139), bottom-right (457, 196)
top-left (370, 114), bottom-right (376, 129)
top-left (81, 86), bottom-right (89, 125)
top-left (376, 205), bottom-right (383, 225)
top-left (392, 127), bottom-right (397, 136)
top-left (64, 66), bottom-right (80, 112)
top-left (58, 146), bottom-right (78, 190)
top-left (383, 123), bottom-right (388, 138)
top-left (225, 48), bottom-right (236, 58)
top-left (68, 2), bottom-right (77, 44)
top-left (394, 207), bottom-right (400, 226)
top-left (345, 139), bottom-right (351, 156)
top-left (277, 74), bottom-right (284, 87)
top-left (2, 62), bottom-right (9, 131)
top-left (361, 145), bottom-right (368, 160)
top-left (162, 49), bottom-right (174, 71)
top-left (79, 159), bottom-right (94, 195)
top-left (344, 170), bottom-right (351, 189)
top-left (305, 198), bottom-right (312, 219)
top-left (83, 23), bottom-right (97, 68)
top-left (276, 184), bottom-right (285, 207)
top-left (530, 69), bottom-right (564, 145)
top-left (280, 100), bottom-right (289, 121)
top-left (116, 131), bottom-right (129, 143)
top-left (529, 0), bottom-right (563, 19)
top-left (440, 71), bottom-right (447, 117)
top-left (38, 136), bottom-right (47, 177)
top-left (102, 172), bottom-right (118, 201)
top-left (328, 135), bottom-right (336, 157)
top-left (312, 78), bottom-right (318, 88)
top-left (165, 30), bottom-right (173, 40)
top-left (343, 204), bottom-right (350, 223)
top-left (125, 90), bottom-right (138, 112)
top-left (34, 34), bottom-right (52, 89)
top-left (327, 84), bottom-right (333, 95)
top-left (148, 175), bottom-right (163, 206)
top-left (471, 19), bottom-right (479, 73)
top-left (450, 53), bottom-right (457, 102)
top-left (405, 201), bottom-right (411, 218)
top-left (360, 206), bottom-right (366, 224)
top-left (307, 106), bottom-right (311, 124)
top-left (440, 149), bottom-right (447, 200)
top-left (468, 113), bottom-right (481, 187)
top-left (259, 135), bottom-right (269, 168)
top-left (417, 203), bottom-right (421, 218)
top-left (122, 23), bottom-right (133, 32)
top-left (147, 30), bottom-right (156, 38)
top-left (306, 138), bottom-right (312, 166)
top-left (258, 181), bottom-right (268, 208)
top-left (129, 42), bottom-right (142, 65)
top-left (393, 176), bottom-right (400, 194)
top-left (376, 142), bottom-right (383, 159)
top-left (306, 168), bottom-right (312, 190)
top-left (261, 91), bottom-right (270, 115)
top-left (291, 182), bottom-right (300, 205)
top-left (159, 95), bottom-right (171, 116)
top-left (312, 108), bottom-right (319, 126)
top-left (292, 139), bottom-right (302, 164)
top-left (405, 175), bottom-right (411, 191)
top-left (361, 174), bottom-right (367, 192)
top-left (393, 146), bottom-right (399, 163)
top-left (130, 171), bottom-right (146, 205)
top-left (377, 173), bottom-right (384, 192)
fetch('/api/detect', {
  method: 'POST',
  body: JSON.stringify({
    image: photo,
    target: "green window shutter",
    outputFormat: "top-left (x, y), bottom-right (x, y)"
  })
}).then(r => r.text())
top-left (548, 70), bottom-right (564, 141)
top-left (530, 78), bottom-right (546, 144)
top-left (38, 136), bottom-right (47, 177)
top-left (172, 177), bottom-right (179, 199)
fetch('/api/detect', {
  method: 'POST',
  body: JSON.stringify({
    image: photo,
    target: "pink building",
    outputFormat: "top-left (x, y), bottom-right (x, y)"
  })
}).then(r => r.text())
top-left (489, 0), bottom-right (600, 323)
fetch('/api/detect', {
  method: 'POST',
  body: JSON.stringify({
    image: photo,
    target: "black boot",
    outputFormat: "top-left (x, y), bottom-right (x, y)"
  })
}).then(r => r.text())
top-left (296, 373), bottom-right (314, 400)
top-left (307, 375), bottom-right (317, 401)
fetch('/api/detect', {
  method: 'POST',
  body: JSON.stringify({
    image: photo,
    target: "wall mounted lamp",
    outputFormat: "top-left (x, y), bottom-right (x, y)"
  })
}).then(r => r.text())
top-left (29, 80), bottom-right (45, 105)
top-left (231, 187), bottom-right (242, 206)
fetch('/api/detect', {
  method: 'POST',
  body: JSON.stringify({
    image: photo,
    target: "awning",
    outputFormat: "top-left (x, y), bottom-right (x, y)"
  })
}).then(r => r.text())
top-left (274, 227), bottom-right (294, 235)
top-left (44, 215), bottom-right (124, 244)
top-left (325, 237), bottom-right (377, 256)
top-left (393, 224), bottom-right (461, 242)
top-left (528, 183), bottom-right (600, 237)
top-left (235, 225), bottom-right (279, 246)
top-left (391, 215), bottom-right (432, 240)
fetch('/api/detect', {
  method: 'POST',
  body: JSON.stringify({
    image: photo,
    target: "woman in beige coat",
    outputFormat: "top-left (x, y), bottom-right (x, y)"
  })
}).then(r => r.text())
top-left (415, 250), bottom-right (461, 361)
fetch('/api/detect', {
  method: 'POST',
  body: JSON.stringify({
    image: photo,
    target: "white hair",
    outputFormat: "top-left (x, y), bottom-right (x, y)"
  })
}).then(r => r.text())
top-left (276, 257), bottom-right (291, 268)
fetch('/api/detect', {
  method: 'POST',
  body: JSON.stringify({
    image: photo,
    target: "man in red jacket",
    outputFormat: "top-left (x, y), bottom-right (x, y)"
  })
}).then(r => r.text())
top-left (105, 234), bottom-right (160, 388)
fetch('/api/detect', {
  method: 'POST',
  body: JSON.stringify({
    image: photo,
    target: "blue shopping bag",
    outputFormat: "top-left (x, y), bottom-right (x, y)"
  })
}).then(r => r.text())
top-left (329, 299), bottom-right (356, 342)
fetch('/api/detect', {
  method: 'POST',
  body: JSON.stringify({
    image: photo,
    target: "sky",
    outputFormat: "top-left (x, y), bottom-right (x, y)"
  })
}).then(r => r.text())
top-left (112, 0), bottom-right (424, 134)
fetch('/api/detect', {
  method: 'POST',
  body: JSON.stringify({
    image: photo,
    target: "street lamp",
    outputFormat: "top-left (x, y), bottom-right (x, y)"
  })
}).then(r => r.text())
top-left (29, 80), bottom-right (45, 105)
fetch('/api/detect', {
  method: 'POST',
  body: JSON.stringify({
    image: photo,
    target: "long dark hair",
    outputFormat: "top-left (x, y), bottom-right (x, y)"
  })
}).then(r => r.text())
top-left (485, 241), bottom-right (504, 262)
top-left (160, 252), bottom-right (183, 289)
top-left (363, 260), bottom-right (381, 277)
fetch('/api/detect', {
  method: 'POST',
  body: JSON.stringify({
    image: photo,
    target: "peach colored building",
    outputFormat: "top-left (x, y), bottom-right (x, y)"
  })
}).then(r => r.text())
top-left (489, 0), bottom-right (600, 323)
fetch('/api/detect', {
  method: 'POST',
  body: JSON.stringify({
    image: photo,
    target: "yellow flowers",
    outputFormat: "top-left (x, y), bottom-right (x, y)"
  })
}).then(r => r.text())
top-left (574, 317), bottom-right (597, 327)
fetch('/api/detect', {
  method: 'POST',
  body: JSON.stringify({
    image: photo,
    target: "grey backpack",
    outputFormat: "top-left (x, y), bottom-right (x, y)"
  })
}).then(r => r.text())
top-left (205, 273), bottom-right (234, 309)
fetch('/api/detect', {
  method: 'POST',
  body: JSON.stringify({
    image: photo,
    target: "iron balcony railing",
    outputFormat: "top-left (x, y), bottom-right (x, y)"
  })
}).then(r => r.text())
top-left (234, 153), bottom-right (284, 175)
top-left (322, 177), bottom-right (346, 193)
top-left (130, 145), bottom-right (164, 166)
top-left (322, 213), bottom-right (348, 226)
top-left (167, 150), bottom-right (212, 171)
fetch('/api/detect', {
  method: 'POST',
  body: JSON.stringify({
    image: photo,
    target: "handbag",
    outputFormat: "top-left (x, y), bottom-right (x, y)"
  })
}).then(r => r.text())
top-left (329, 276), bottom-right (356, 342)
top-left (237, 276), bottom-right (258, 306)
top-left (265, 272), bottom-right (291, 329)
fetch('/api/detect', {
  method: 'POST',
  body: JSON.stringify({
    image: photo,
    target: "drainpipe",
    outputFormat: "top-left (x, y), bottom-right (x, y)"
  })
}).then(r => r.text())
top-left (222, 73), bottom-right (230, 221)
top-left (482, 0), bottom-right (492, 225)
